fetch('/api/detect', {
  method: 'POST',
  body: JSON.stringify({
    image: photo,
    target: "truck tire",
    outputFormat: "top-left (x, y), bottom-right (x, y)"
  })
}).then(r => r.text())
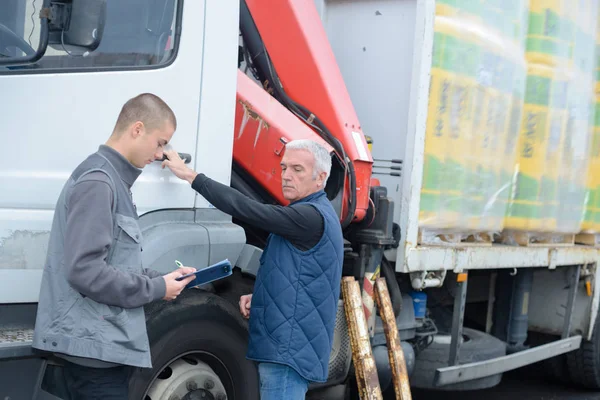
top-left (128, 289), bottom-right (259, 400)
top-left (566, 312), bottom-right (600, 389)
top-left (410, 328), bottom-right (506, 391)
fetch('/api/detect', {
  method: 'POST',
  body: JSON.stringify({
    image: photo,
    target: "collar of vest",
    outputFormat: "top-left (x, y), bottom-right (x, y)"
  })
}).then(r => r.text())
top-left (290, 190), bottom-right (327, 205)
top-left (98, 145), bottom-right (142, 188)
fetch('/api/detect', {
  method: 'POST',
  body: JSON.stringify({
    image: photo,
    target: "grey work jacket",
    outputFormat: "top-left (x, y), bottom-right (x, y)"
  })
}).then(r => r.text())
top-left (32, 146), bottom-right (163, 368)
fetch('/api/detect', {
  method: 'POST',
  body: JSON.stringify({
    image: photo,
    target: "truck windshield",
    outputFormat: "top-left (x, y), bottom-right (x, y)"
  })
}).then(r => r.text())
top-left (0, 0), bottom-right (180, 72)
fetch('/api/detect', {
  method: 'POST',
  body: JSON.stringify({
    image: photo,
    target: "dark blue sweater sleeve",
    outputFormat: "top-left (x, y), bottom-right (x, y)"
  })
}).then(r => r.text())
top-left (192, 174), bottom-right (323, 250)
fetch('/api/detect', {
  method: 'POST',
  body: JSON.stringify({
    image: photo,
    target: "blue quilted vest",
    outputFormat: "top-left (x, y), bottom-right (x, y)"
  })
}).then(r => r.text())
top-left (246, 190), bottom-right (344, 382)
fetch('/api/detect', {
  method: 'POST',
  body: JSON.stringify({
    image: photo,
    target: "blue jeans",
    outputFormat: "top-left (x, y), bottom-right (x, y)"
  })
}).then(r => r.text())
top-left (258, 362), bottom-right (309, 399)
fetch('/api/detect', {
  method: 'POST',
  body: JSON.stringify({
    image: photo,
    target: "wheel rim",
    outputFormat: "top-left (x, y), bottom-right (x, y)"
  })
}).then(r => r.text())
top-left (144, 352), bottom-right (233, 400)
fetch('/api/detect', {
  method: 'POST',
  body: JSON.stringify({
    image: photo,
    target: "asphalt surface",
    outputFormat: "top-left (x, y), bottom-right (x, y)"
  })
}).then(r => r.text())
top-left (410, 369), bottom-right (600, 400)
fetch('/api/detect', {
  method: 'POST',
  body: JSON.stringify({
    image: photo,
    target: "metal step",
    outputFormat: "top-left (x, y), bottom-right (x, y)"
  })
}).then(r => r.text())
top-left (0, 328), bottom-right (35, 359)
top-left (434, 335), bottom-right (582, 387)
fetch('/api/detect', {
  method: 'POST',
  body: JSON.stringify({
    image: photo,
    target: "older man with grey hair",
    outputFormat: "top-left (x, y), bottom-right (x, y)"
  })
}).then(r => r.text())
top-left (163, 139), bottom-right (344, 399)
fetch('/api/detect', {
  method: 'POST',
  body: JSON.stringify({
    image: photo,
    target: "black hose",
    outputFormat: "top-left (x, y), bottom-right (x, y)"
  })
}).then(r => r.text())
top-left (381, 257), bottom-right (402, 317)
top-left (239, 0), bottom-right (272, 89)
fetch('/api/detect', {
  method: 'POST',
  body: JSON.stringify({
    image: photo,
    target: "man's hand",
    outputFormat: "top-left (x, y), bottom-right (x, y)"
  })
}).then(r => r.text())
top-left (163, 269), bottom-right (196, 301)
top-left (162, 149), bottom-right (198, 184)
top-left (175, 266), bottom-right (196, 276)
top-left (239, 294), bottom-right (252, 319)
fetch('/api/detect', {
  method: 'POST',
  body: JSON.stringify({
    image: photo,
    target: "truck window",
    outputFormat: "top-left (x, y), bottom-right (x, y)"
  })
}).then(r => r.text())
top-left (0, 0), bottom-right (180, 73)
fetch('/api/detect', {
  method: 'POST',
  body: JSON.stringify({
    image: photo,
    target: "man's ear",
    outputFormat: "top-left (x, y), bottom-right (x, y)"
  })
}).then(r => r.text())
top-left (131, 121), bottom-right (145, 139)
top-left (317, 171), bottom-right (327, 187)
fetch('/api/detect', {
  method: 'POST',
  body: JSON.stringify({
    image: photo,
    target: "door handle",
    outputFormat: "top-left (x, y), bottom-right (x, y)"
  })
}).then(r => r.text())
top-left (158, 152), bottom-right (192, 164)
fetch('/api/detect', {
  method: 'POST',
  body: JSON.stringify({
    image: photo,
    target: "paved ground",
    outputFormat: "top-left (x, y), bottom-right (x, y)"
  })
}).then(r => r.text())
top-left (410, 370), bottom-right (600, 400)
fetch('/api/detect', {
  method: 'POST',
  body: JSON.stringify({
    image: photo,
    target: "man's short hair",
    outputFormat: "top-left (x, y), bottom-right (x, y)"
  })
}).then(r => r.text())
top-left (113, 93), bottom-right (176, 135)
top-left (285, 139), bottom-right (332, 186)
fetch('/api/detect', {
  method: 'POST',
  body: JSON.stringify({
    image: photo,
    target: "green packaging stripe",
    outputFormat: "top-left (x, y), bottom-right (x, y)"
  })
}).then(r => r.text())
top-left (586, 191), bottom-right (597, 213)
top-left (446, 197), bottom-right (464, 212)
top-left (595, 106), bottom-right (600, 127)
top-left (507, 202), bottom-right (541, 218)
top-left (527, 9), bottom-right (563, 38)
top-left (514, 172), bottom-right (539, 201)
top-left (528, 12), bottom-right (544, 36)
top-left (432, 32), bottom-right (445, 69)
top-left (524, 75), bottom-right (551, 106)
top-left (420, 192), bottom-right (441, 212)
top-left (526, 37), bottom-right (571, 58)
top-left (444, 159), bottom-right (466, 191)
top-left (422, 155), bottom-right (444, 190)
top-left (432, 33), bottom-right (479, 77)
top-left (441, 35), bottom-right (480, 76)
top-left (540, 178), bottom-right (557, 201)
top-left (584, 208), bottom-right (594, 223)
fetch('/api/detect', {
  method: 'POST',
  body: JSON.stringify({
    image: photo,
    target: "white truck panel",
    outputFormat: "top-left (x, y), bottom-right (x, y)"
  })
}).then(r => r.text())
top-left (0, 1), bottom-right (240, 304)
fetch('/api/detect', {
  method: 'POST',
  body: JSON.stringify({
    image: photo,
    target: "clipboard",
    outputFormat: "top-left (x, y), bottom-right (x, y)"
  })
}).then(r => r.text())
top-left (175, 259), bottom-right (233, 289)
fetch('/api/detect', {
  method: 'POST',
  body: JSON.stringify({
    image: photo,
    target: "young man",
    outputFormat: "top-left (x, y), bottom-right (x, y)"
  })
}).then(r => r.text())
top-left (32, 93), bottom-right (196, 400)
top-left (163, 139), bottom-right (344, 399)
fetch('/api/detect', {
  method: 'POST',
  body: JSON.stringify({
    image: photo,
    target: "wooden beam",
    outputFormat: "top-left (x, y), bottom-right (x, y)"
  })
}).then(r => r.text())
top-left (374, 278), bottom-right (412, 400)
top-left (342, 276), bottom-right (383, 399)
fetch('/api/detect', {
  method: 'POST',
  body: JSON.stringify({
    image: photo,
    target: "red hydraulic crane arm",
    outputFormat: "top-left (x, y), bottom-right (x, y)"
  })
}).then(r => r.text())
top-left (233, 70), bottom-right (335, 207)
top-left (242, 0), bottom-right (373, 224)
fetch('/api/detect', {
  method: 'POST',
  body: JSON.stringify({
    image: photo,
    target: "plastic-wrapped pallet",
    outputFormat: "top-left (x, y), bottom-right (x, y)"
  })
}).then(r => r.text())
top-left (470, 1), bottom-right (525, 232)
top-left (557, 1), bottom-right (598, 234)
top-left (419, 0), bottom-right (527, 244)
top-left (578, 7), bottom-right (600, 240)
top-left (503, 0), bottom-right (585, 244)
top-left (421, 14), bottom-right (480, 231)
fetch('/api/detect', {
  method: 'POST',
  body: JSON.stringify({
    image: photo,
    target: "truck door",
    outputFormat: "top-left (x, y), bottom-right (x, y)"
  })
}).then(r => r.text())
top-left (0, 0), bottom-right (206, 301)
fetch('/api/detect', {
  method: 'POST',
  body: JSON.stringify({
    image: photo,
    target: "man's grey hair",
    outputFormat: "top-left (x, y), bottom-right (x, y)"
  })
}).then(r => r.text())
top-left (285, 139), bottom-right (332, 186)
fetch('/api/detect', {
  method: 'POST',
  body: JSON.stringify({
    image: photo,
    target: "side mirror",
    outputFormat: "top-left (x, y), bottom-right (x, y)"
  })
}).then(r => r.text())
top-left (48, 0), bottom-right (107, 52)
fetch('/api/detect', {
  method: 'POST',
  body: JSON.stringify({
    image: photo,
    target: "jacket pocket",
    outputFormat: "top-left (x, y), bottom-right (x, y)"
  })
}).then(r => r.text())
top-left (82, 296), bottom-right (129, 327)
top-left (115, 214), bottom-right (142, 245)
top-left (111, 214), bottom-right (143, 270)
